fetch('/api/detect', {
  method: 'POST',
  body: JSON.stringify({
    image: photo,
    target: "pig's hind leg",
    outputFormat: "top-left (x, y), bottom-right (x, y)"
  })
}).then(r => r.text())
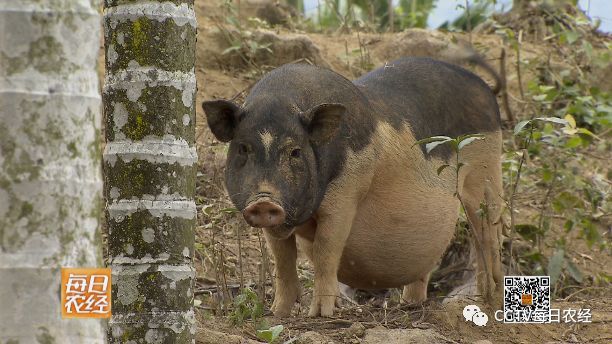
top-left (458, 151), bottom-right (504, 306)
top-left (401, 273), bottom-right (430, 304)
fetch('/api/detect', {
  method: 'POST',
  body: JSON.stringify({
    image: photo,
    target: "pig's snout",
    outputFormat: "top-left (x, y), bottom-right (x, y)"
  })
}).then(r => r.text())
top-left (242, 198), bottom-right (286, 228)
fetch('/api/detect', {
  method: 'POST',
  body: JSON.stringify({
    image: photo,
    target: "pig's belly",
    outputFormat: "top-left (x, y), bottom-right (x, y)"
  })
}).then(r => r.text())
top-left (337, 188), bottom-right (459, 289)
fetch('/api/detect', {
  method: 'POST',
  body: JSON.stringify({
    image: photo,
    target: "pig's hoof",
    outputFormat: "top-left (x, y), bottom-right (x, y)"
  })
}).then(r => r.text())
top-left (308, 294), bottom-right (336, 317)
top-left (271, 306), bottom-right (291, 318)
top-left (270, 298), bottom-right (294, 317)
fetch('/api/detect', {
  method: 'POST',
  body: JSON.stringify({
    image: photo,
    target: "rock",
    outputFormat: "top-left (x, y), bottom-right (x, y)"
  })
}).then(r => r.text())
top-left (297, 331), bottom-right (336, 344)
top-left (251, 30), bottom-right (331, 68)
top-left (346, 322), bottom-right (366, 338)
top-left (255, 2), bottom-right (299, 28)
top-left (473, 340), bottom-right (493, 344)
top-left (363, 327), bottom-right (451, 344)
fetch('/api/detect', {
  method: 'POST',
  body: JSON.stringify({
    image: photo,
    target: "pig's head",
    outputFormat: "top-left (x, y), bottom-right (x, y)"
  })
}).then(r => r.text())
top-left (202, 96), bottom-right (345, 238)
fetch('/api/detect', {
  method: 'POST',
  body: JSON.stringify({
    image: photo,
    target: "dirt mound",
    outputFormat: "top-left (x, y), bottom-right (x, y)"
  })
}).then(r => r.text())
top-left (374, 28), bottom-right (465, 61)
top-left (200, 28), bottom-right (329, 70)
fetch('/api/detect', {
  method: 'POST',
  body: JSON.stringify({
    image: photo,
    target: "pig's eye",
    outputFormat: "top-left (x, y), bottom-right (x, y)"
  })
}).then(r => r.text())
top-left (238, 143), bottom-right (249, 155)
top-left (290, 148), bottom-right (301, 158)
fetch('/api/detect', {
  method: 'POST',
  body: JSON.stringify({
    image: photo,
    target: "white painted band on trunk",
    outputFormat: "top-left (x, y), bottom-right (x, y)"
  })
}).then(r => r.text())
top-left (0, 71), bottom-right (100, 98)
top-left (110, 254), bottom-right (170, 265)
top-left (104, 2), bottom-right (196, 28)
top-left (103, 138), bottom-right (197, 166)
top-left (103, 67), bottom-right (195, 106)
top-left (107, 199), bottom-right (196, 220)
top-left (110, 264), bottom-right (194, 274)
top-left (104, 67), bottom-right (195, 87)
top-left (108, 310), bottom-right (195, 335)
top-left (0, 0), bottom-right (99, 14)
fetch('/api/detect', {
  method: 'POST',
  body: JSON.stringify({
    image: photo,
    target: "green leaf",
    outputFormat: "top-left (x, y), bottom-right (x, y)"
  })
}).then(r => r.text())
top-left (457, 133), bottom-right (485, 142)
top-left (566, 260), bottom-right (583, 283)
top-left (437, 164), bottom-right (451, 175)
top-left (257, 325), bottom-right (284, 343)
top-left (220, 207), bottom-right (239, 214)
top-left (515, 224), bottom-right (541, 243)
top-left (548, 249), bottom-right (565, 286)
top-left (564, 136), bottom-right (582, 149)
top-left (256, 330), bottom-right (273, 342)
top-left (514, 120), bottom-right (531, 135)
top-left (552, 191), bottom-right (582, 213)
top-left (532, 94), bottom-right (548, 102)
top-left (539, 85), bottom-right (556, 92)
top-left (222, 45), bottom-right (242, 55)
top-left (576, 127), bottom-right (598, 139)
top-left (458, 136), bottom-right (485, 150)
top-left (534, 117), bottom-right (569, 126)
top-left (581, 219), bottom-right (601, 248)
top-left (425, 139), bottom-right (453, 153)
top-left (541, 168), bottom-right (554, 183)
top-left (564, 31), bottom-right (579, 45)
top-left (412, 136), bottom-right (452, 147)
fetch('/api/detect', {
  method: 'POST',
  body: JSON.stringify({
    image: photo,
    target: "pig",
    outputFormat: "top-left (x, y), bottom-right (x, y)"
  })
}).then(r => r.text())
top-left (202, 57), bottom-right (504, 317)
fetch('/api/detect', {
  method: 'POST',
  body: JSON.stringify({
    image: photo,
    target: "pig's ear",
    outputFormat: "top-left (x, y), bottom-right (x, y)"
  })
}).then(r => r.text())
top-left (300, 103), bottom-right (345, 145)
top-left (202, 100), bottom-right (241, 142)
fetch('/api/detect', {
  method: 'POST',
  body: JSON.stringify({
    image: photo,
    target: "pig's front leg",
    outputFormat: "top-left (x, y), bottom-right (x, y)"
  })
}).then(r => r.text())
top-left (263, 229), bottom-right (299, 317)
top-left (308, 207), bottom-right (356, 317)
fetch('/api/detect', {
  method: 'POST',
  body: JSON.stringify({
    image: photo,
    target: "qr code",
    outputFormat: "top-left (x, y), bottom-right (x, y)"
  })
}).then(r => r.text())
top-left (503, 276), bottom-right (551, 323)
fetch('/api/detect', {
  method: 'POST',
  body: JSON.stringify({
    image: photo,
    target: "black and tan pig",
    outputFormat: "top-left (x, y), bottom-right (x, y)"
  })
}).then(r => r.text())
top-left (202, 57), bottom-right (504, 317)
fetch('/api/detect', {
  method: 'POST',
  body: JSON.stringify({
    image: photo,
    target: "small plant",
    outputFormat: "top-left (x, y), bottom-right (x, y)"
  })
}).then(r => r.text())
top-left (413, 133), bottom-right (486, 195)
top-left (229, 287), bottom-right (264, 325)
top-left (216, 0), bottom-right (273, 73)
top-left (510, 112), bottom-right (606, 289)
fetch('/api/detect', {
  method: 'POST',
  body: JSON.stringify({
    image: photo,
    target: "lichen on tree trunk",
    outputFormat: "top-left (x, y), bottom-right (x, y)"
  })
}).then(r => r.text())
top-left (103, 0), bottom-right (197, 343)
top-left (0, 0), bottom-right (105, 342)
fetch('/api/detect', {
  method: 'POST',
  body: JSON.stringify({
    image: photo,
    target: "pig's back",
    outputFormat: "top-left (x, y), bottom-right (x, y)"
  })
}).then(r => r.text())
top-left (353, 57), bottom-right (501, 159)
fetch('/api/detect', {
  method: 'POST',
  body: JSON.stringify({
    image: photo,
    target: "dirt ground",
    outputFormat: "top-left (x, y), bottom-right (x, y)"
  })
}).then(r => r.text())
top-left (187, 1), bottom-right (612, 343)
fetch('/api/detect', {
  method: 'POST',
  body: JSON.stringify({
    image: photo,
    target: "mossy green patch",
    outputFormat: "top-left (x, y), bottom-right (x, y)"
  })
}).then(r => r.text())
top-left (19, 202), bottom-right (34, 218)
top-left (104, 86), bottom-right (194, 142)
top-left (131, 17), bottom-right (149, 66)
top-left (3, 36), bottom-right (78, 76)
top-left (107, 209), bottom-right (194, 263)
top-left (67, 141), bottom-right (78, 158)
top-left (4, 152), bottom-right (42, 182)
top-left (103, 159), bottom-right (195, 199)
top-left (103, 17), bottom-right (195, 73)
top-left (110, 267), bottom-right (193, 314)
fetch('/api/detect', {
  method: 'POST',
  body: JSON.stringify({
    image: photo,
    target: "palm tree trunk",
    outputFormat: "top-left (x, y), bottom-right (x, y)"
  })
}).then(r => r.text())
top-left (103, 0), bottom-right (198, 342)
top-left (0, 0), bottom-right (105, 342)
